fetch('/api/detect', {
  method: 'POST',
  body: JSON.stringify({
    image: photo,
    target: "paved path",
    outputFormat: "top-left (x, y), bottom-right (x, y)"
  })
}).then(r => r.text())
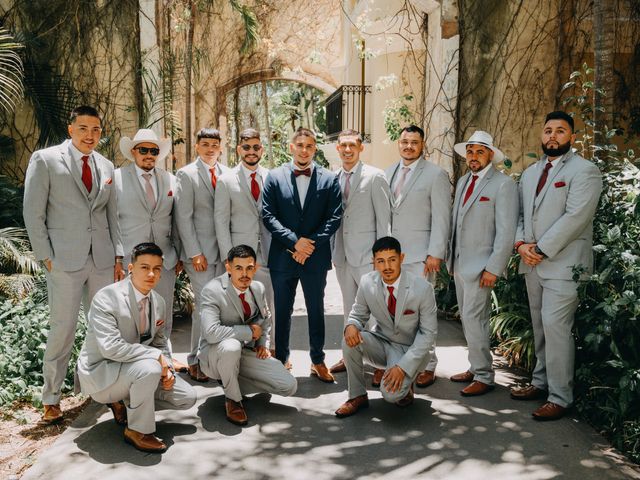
top-left (23, 271), bottom-right (640, 479)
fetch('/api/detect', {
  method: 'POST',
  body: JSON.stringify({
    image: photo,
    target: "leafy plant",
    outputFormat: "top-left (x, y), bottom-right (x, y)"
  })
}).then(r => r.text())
top-left (383, 94), bottom-right (415, 141)
top-left (0, 27), bottom-right (24, 116)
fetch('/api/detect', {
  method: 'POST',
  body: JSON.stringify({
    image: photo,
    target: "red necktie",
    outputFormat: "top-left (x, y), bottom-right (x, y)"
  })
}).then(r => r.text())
top-left (462, 174), bottom-right (478, 206)
top-left (387, 286), bottom-right (396, 317)
top-left (294, 168), bottom-right (311, 177)
top-left (536, 161), bottom-right (553, 196)
top-left (250, 172), bottom-right (260, 201)
top-left (239, 292), bottom-right (251, 320)
top-left (210, 167), bottom-right (217, 189)
top-left (81, 155), bottom-right (92, 193)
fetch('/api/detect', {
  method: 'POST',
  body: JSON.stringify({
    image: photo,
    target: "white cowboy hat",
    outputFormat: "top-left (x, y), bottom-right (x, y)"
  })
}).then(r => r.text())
top-left (119, 128), bottom-right (171, 162)
top-left (453, 130), bottom-right (505, 163)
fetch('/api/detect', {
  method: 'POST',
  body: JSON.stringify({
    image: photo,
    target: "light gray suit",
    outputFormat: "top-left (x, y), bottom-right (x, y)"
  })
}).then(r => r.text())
top-left (385, 157), bottom-right (451, 371)
top-left (343, 270), bottom-right (437, 402)
top-left (114, 163), bottom-right (180, 337)
top-left (23, 139), bottom-right (122, 405)
top-left (516, 151), bottom-right (602, 406)
top-left (175, 158), bottom-right (230, 365)
top-left (198, 274), bottom-right (296, 403)
top-left (448, 165), bottom-right (518, 384)
top-left (332, 162), bottom-right (391, 321)
top-left (76, 278), bottom-right (196, 434)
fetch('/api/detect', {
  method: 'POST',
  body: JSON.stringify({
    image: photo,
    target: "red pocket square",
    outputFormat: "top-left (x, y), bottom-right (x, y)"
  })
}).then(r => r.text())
top-left (479, 196), bottom-right (490, 202)
top-left (554, 181), bottom-right (566, 188)
top-left (403, 309), bottom-right (415, 315)
top-left (168, 190), bottom-right (173, 197)
top-left (104, 177), bottom-right (112, 185)
top-left (155, 319), bottom-right (164, 327)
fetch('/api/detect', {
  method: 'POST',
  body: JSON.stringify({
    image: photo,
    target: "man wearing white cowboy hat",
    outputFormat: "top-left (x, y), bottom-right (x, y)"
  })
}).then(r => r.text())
top-left (114, 128), bottom-right (183, 359)
top-left (447, 130), bottom-right (518, 396)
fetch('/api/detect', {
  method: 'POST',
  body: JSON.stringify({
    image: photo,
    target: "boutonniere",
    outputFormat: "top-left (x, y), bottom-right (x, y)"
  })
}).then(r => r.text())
top-left (403, 309), bottom-right (416, 315)
top-left (155, 319), bottom-right (164, 327)
top-left (105, 177), bottom-right (112, 185)
top-left (168, 190), bottom-right (173, 197)
top-left (479, 196), bottom-right (490, 202)
top-left (554, 181), bottom-right (566, 188)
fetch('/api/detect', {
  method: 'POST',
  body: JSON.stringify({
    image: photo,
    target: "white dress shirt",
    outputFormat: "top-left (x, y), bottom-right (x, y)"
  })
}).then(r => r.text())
top-left (391, 157), bottom-right (420, 194)
top-left (293, 162), bottom-right (314, 206)
top-left (68, 142), bottom-right (97, 188)
top-left (134, 164), bottom-right (158, 200)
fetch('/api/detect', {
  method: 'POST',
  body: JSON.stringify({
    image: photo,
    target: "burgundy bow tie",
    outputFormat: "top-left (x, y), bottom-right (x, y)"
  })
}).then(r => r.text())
top-left (294, 168), bottom-right (311, 177)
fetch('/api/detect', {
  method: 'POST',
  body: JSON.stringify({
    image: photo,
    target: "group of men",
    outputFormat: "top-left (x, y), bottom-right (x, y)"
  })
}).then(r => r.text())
top-left (23, 105), bottom-right (602, 453)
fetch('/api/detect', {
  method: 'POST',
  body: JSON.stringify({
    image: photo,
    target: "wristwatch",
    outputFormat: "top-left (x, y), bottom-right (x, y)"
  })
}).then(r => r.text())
top-left (534, 245), bottom-right (547, 258)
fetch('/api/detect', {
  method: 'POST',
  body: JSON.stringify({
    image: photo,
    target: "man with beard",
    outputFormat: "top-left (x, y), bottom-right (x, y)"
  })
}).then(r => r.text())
top-left (175, 128), bottom-right (230, 381)
top-left (511, 111), bottom-right (602, 421)
top-left (384, 125), bottom-right (451, 389)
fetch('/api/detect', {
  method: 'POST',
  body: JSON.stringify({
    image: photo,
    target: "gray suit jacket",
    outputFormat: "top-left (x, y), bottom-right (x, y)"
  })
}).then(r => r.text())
top-left (198, 274), bottom-right (270, 372)
top-left (516, 152), bottom-right (602, 280)
top-left (347, 270), bottom-right (437, 378)
top-left (385, 158), bottom-right (451, 264)
top-left (23, 140), bottom-right (121, 271)
top-left (175, 159), bottom-right (230, 264)
top-left (76, 278), bottom-right (171, 395)
top-left (114, 163), bottom-right (179, 268)
top-left (332, 162), bottom-right (391, 268)
top-left (448, 166), bottom-right (519, 279)
top-left (214, 165), bottom-right (272, 265)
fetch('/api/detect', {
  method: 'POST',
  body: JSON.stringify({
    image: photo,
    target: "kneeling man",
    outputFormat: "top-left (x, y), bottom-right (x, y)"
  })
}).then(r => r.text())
top-left (335, 236), bottom-right (437, 417)
top-left (198, 245), bottom-right (297, 426)
top-left (76, 243), bottom-right (197, 453)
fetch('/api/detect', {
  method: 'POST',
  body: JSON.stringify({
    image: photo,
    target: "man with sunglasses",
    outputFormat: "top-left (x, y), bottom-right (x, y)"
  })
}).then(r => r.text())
top-left (214, 128), bottom-right (274, 350)
top-left (175, 128), bottom-right (230, 381)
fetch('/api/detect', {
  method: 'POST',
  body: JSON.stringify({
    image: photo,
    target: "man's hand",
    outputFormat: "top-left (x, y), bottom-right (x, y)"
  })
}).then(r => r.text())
top-left (292, 251), bottom-right (309, 265)
top-left (44, 258), bottom-right (52, 272)
top-left (191, 254), bottom-right (208, 272)
top-left (158, 355), bottom-right (175, 390)
top-left (175, 260), bottom-right (184, 275)
top-left (114, 261), bottom-right (125, 281)
top-left (479, 270), bottom-right (498, 288)
top-left (518, 243), bottom-right (544, 267)
top-left (382, 365), bottom-right (406, 393)
top-left (249, 324), bottom-right (263, 341)
top-left (423, 256), bottom-right (442, 275)
top-left (255, 346), bottom-right (271, 359)
top-left (294, 237), bottom-right (315, 256)
top-left (344, 324), bottom-right (363, 348)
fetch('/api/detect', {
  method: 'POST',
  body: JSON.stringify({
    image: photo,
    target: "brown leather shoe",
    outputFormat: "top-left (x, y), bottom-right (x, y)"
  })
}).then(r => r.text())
top-left (415, 370), bottom-right (436, 388)
top-left (310, 362), bottom-right (335, 383)
top-left (187, 363), bottom-right (209, 383)
top-left (510, 385), bottom-right (547, 401)
top-left (172, 359), bottom-right (188, 373)
top-left (41, 404), bottom-right (63, 424)
top-left (335, 394), bottom-right (369, 418)
top-left (396, 386), bottom-right (414, 408)
top-left (532, 402), bottom-right (567, 421)
top-left (225, 398), bottom-right (248, 426)
top-left (124, 427), bottom-right (167, 453)
top-left (372, 368), bottom-right (384, 388)
top-left (107, 401), bottom-right (127, 425)
top-left (329, 358), bottom-right (346, 373)
top-left (450, 370), bottom-right (474, 383)
top-left (460, 381), bottom-right (495, 397)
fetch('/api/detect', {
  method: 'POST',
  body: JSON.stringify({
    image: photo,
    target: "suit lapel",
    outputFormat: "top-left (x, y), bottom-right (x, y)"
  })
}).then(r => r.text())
top-left (394, 274), bottom-right (410, 322)
top-left (302, 166), bottom-right (319, 214)
top-left (288, 164), bottom-right (303, 212)
top-left (196, 159), bottom-right (216, 198)
top-left (126, 164), bottom-right (152, 213)
top-left (345, 162), bottom-right (363, 208)
top-left (452, 172), bottom-right (467, 227)
top-left (535, 154), bottom-right (568, 208)
top-left (154, 169), bottom-right (166, 214)
top-left (222, 275), bottom-right (245, 321)
top-left (125, 280), bottom-right (143, 336)
top-left (237, 167), bottom-right (258, 208)
top-left (460, 166), bottom-right (495, 217)
top-left (395, 159), bottom-right (424, 207)
top-left (375, 276), bottom-right (394, 323)
top-left (60, 145), bottom-right (91, 201)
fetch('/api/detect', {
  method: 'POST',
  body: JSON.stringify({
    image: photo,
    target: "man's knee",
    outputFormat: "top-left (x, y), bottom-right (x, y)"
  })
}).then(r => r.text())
top-left (277, 374), bottom-right (297, 397)
top-left (381, 383), bottom-right (410, 404)
top-left (175, 382), bottom-right (198, 410)
top-left (218, 338), bottom-right (243, 357)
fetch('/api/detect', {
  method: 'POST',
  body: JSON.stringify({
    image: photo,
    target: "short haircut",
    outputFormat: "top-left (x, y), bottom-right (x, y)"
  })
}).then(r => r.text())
top-left (131, 242), bottom-right (163, 262)
top-left (400, 125), bottom-right (425, 140)
top-left (69, 106), bottom-right (101, 124)
top-left (372, 236), bottom-right (402, 256)
top-left (239, 128), bottom-right (261, 142)
top-left (337, 129), bottom-right (363, 143)
top-left (196, 128), bottom-right (221, 142)
top-left (291, 127), bottom-right (316, 143)
top-left (544, 111), bottom-right (574, 132)
top-left (227, 244), bottom-right (257, 263)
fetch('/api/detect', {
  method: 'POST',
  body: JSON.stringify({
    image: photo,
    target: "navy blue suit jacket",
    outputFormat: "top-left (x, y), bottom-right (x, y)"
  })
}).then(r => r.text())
top-left (262, 162), bottom-right (342, 273)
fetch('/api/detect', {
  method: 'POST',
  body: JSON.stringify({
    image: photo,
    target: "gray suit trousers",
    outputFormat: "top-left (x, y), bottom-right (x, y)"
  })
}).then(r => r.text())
top-left (525, 269), bottom-right (579, 407)
top-left (90, 358), bottom-right (197, 434)
top-left (184, 262), bottom-right (217, 365)
top-left (335, 263), bottom-right (372, 322)
top-left (202, 338), bottom-right (297, 402)
top-left (253, 266), bottom-right (275, 348)
top-left (43, 256), bottom-right (112, 405)
top-left (343, 331), bottom-right (420, 403)
top-left (453, 263), bottom-right (494, 384)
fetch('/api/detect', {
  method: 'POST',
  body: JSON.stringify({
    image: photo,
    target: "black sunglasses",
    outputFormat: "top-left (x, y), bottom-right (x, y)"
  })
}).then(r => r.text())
top-left (240, 144), bottom-right (262, 152)
top-left (134, 146), bottom-right (160, 156)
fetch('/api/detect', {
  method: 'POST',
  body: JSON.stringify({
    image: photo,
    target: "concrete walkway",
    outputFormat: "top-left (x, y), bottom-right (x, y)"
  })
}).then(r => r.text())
top-left (23, 271), bottom-right (640, 480)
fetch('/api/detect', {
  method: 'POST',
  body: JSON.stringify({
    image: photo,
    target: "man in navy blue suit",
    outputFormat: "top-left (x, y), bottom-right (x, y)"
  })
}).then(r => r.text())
top-left (262, 127), bottom-right (343, 383)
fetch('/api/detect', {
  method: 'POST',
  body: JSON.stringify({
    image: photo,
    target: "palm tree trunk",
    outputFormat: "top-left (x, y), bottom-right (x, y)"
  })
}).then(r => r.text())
top-left (184, 0), bottom-right (196, 163)
top-left (593, 0), bottom-right (615, 148)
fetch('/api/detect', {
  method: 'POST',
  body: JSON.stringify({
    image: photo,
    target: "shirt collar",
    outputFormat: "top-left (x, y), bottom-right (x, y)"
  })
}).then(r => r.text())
top-left (292, 161), bottom-right (314, 173)
top-left (68, 142), bottom-right (92, 163)
top-left (241, 163), bottom-right (260, 179)
top-left (134, 164), bottom-right (155, 177)
top-left (131, 283), bottom-right (149, 303)
top-left (470, 162), bottom-right (492, 181)
top-left (232, 283), bottom-right (249, 296)
top-left (544, 151), bottom-right (569, 168)
top-left (399, 157), bottom-right (421, 172)
top-left (198, 157), bottom-right (218, 172)
top-left (383, 274), bottom-right (401, 291)
top-left (341, 161), bottom-right (361, 175)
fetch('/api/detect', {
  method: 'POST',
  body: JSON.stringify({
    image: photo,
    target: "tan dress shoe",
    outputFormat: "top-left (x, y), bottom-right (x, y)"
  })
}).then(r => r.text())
top-left (510, 385), bottom-right (547, 401)
top-left (124, 427), bottom-right (167, 453)
top-left (107, 401), bottom-right (127, 425)
top-left (42, 404), bottom-right (63, 424)
top-left (450, 370), bottom-right (474, 383)
top-left (225, 399), bottom-right (248, 426)
top-left (372, 368), bottom-right (384, 388)
top-left (310, 362), bottom-right (335, 383)
top-left (532, 402), bottom-right (568, 421)
top-left (396, 387), bottom-right (414, 408)
top-left (329, 358), bottom-right (346, 373)
top-left (335, 394), bottom-right (369, 418)
top-left (187, 363), bottom-right (209, 382)
top-left (415, 370), bottom-right (436, 388)
top-left (172, 359), bottom-right (188, 373)
top-left (460, 381), bottom-right (495, 397)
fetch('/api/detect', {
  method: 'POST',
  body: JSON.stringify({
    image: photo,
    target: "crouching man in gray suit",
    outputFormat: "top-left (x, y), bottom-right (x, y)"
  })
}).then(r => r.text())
top-left (335, 236), bottom-right (438, 417)
top-left (511, 111), bottom-right (602, 421)
top-left (76, 243), bottom-right (197, 453)
top-left (198, 245), bottom-right (297, 426)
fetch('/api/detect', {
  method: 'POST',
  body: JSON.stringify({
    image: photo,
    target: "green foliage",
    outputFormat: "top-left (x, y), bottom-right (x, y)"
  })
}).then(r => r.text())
top-left (0, 27), bottom-right (24, 116)
top-left (383, 94), bottom-right (415, 141)
top-left (0, 174), bottom-right (23, 227)
top-left (229, 0), bottom-right (260, 54)
top-left (173, 270), bottom-right (194, 318)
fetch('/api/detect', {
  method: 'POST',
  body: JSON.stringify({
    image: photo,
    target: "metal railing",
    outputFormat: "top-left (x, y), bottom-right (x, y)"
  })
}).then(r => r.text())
top-left (324, 85), bottom-right (372, 142)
